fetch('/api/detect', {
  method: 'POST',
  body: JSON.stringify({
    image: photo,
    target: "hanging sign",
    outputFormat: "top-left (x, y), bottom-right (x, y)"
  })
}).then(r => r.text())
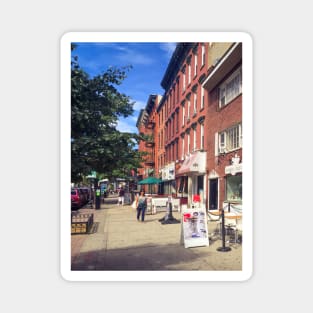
top-left (181, 208), bottom-right (209, 248)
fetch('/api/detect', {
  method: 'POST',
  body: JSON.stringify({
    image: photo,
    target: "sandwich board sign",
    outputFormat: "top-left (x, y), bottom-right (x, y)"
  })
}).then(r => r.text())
top-left (181, 208), bottom-right (209, 248)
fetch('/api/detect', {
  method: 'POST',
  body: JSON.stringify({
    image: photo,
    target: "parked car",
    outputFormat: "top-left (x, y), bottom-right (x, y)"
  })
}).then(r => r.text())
top-left (71, 188), bottom-right (84, 209)
top-left (78, 187), bottom-right (91, 204)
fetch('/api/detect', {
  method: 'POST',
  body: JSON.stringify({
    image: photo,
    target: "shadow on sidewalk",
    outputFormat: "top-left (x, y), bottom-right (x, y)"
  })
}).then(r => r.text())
top-left (71, 240), bottom-right (242, 271)
top-left (71, 242), bottom-right (216, 271)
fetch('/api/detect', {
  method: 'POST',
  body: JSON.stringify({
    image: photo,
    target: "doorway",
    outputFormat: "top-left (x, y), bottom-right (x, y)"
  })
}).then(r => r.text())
top-left (209, 178), bottom-right (218, 210)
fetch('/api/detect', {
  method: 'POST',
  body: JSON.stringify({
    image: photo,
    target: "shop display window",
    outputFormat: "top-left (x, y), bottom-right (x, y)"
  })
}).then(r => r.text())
top-left (226, 174), bottom-right (242, 202)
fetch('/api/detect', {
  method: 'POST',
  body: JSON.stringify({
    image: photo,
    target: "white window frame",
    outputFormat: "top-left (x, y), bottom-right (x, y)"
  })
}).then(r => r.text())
top-left (201, 44), bottom-right (205, 66)
top-left (200, 86), bottom-right (204, 109)
top-left (182, 105), bottom-right (185, 126)
top-left (187, 133), bottom-right (190, 154)
top-left (193, 128), bottom-right (196, 151)
top-left (193, 93), bottom-right (197, 115)
top-left (218, 67), bottom-right (242, 108)
top-left (188, 62), bottom-right (191, 85)
top-left (218, 123), bottom-right (242, 154)
top-left (187, 99), bottom-right (191, 120)
top-left (194, 54), bottom-right (198, 77)
top-left (182, 136), bottom-right (185, 159)
top-left (200, 123), bottom-right (204, 150)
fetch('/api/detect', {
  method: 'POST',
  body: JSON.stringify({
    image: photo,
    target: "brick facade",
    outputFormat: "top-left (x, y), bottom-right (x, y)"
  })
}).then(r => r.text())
top-left (137, 42), bottom-right (243, 210)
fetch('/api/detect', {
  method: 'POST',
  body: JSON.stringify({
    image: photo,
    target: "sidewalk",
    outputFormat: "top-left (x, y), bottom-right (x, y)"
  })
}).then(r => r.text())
top-left (71, 197), bottom-right (242, 271)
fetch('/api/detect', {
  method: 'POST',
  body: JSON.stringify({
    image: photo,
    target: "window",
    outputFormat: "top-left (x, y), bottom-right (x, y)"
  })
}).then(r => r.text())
top-left (187, 98), bottom-right (191, 120)
top-left (218, 124), bottom-right (242, 154)
top-left (226, 175), bottom-right (242, 202)
top-left (193, 93), bottom-right (197, 115)
top-left (178, 176), bottom-right (188, 195)
top-left (182, 105), bottom-right (185, 126)
top-left (193, 128), bottom-right (196, 151)
top-left (188, 62), bottom-right (191, 84)
top-left (181, 136), bottom-right (185, 159)
top-left (200, 123), bottom-right (204, 150)
top-left (187, 133), bottom-right (190, 154)
top-left (200, 86), bottom-right (204, 109)
top-left (194, 54), bottom-right (198, 77)
top-left (219, 67), bottom-right (242, 108)
top-left (201, 43), bottom-right (205, 66)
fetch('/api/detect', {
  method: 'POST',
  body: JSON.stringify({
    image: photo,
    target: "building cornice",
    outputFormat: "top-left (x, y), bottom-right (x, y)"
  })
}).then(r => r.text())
top-left (160, 43), bottom-right (194, 91)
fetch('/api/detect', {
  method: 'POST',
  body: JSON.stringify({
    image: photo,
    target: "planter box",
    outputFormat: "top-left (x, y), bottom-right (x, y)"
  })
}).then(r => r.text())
top-left (71, 213), bottom-right (94, 234)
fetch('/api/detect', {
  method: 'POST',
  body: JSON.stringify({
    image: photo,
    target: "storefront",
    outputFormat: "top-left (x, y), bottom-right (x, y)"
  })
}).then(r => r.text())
top-left (176, 151), bottom-right (207, 207)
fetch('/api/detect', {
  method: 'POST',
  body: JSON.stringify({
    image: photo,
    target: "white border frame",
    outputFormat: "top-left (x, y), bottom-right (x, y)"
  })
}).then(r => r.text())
top-left (60, 32), bottom-right (253, 282)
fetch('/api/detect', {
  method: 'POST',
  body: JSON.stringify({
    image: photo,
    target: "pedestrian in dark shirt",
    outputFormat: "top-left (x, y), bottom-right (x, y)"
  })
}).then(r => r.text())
top-left (136, 190), bottom-right (147, 222)
top-left (117, 187), bottom-right (125, 206)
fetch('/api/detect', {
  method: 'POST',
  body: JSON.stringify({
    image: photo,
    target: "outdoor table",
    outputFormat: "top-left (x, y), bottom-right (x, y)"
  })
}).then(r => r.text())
top-left (224, 213), bottom-right (242, 243)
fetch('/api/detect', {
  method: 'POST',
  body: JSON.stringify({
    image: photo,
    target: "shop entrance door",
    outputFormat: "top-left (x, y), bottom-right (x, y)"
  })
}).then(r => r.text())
top-left (209, 178), bottom-right (218, 210)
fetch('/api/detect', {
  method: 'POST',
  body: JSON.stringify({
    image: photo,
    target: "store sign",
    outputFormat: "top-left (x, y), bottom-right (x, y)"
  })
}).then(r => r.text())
top-left (162, 163), bottom-right (175, 181)
top-left (181, 208), bottom-right (209, 248)
top-left (225, 155), bottom-right (242, 175)
top-left (225, 163), bottom-right (242, 175)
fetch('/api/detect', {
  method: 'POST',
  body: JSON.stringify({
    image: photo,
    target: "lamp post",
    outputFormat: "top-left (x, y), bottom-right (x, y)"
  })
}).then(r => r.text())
top-left (159, 194), bottom-right (180, 225)
top-left (217, 208), bottom-right (231, 252)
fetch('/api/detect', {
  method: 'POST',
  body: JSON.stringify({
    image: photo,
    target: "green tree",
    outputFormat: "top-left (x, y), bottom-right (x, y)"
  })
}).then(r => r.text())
top-left (71, 46), bottom-right (143, 182)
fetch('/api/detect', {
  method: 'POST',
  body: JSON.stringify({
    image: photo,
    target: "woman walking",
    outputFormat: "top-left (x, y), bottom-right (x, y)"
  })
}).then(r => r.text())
top-left (136, 190), bottom-right (147, 222)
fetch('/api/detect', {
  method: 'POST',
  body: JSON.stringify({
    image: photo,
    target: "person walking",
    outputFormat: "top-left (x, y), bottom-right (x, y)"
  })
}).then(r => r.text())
top-left (117, 187), bottom-right (125, 206)
top-left (136, 190), bottom-right (147, 222)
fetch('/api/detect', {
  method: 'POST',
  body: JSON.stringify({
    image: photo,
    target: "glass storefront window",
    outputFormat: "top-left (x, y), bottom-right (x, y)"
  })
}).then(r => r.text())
top-left (178, 177), bottom-right (188, 197)
top-left (226, 175), bottom-right (242, 202)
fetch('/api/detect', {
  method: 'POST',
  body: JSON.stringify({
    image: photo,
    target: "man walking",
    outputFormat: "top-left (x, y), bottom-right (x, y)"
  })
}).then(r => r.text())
top-left (117, 187), bottom-right (125, 206)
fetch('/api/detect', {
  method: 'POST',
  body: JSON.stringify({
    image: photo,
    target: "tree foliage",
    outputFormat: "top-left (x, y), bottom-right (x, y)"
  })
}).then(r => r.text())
top-left (71, 45), bottom-right (143, 182)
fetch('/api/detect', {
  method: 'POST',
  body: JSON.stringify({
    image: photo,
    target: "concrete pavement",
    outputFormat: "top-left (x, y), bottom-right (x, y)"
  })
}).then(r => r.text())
top-left (71, 196), bottom-right (242, 271)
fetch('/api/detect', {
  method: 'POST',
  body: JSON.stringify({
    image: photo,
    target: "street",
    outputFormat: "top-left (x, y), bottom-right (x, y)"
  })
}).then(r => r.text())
top-left (71, 195), bottom-right (242, 271)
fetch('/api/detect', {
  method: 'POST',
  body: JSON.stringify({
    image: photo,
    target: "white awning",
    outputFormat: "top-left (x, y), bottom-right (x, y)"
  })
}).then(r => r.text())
top-left (176, 151), bottom-right (206, 176)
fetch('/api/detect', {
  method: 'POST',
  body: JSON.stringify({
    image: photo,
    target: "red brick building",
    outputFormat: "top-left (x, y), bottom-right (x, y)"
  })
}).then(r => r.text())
top-left (202, 43), bottom-right (242, 211)
top-left (158, 43), bottom-right (210, 205)
top-left (136, 94), bottom-right (162, 193)
top-left (137, 42), bottom-right (242, 211)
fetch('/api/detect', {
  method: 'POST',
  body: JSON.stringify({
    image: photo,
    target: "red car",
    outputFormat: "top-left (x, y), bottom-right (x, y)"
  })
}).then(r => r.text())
top-left (71, 188), bottom-right (84, 209)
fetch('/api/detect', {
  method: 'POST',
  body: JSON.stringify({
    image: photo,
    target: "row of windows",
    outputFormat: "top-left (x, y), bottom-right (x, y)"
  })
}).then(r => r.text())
top-left (159, 43), bottom-right (207, 127)
top-left (158, 123), bottom-right (242, 168)
top-left (182, 43), bottom-right (206, 92)
top-left (154, 63), bottom-right (242, 170)
top-left (159, 66), bottom-right (242, 147)
top-left (219, 67), bottom-right (242, 108)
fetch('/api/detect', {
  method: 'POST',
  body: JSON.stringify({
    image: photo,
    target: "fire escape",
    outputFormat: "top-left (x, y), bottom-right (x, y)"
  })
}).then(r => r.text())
top-left (144, 121), bottom-right (155, 174)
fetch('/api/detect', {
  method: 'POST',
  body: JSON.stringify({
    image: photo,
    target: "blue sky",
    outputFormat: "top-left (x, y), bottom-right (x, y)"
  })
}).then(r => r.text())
top-left (72, 42), bottom-right (177, 133)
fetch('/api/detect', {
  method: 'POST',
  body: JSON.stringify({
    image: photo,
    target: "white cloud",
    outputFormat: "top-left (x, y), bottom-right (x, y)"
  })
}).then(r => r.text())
top-left (160, 43), bottom-right (177, 58)
top-left (116, 47), bottom-right (155, 65)
top-left (116, 118), bottom-right (138, 134)
top-left (133, 100), bottom-right (146, 111)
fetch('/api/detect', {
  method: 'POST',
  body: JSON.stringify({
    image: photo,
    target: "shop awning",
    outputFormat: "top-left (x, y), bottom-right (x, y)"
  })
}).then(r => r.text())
top-left (176, 151), bottom-right (206, 176)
